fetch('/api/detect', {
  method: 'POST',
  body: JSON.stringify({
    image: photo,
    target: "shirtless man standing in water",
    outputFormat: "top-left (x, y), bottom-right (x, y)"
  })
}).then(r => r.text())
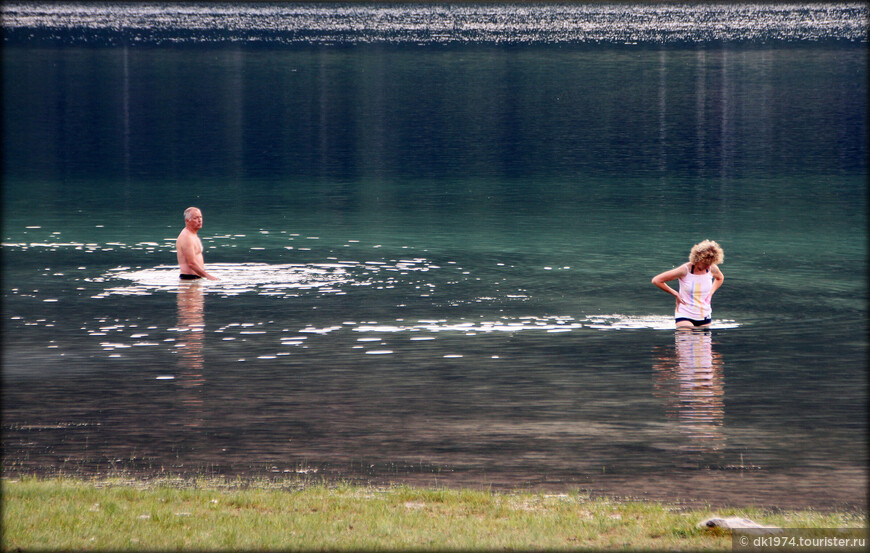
top-left (177, 206), bottom-right (218, 281)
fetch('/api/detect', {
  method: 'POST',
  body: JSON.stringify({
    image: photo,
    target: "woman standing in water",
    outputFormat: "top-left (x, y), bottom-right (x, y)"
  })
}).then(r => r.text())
top-left (652, 240), bottom-right (724, 329)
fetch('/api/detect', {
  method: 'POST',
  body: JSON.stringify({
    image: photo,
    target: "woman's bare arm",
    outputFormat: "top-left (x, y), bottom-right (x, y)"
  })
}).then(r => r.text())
top-left (652, 264), bottom-right (688, 305)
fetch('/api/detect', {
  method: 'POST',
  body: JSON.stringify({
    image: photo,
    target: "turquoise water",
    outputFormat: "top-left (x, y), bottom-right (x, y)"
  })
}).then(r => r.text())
top-left (2, 3), bottom-right (867, 509)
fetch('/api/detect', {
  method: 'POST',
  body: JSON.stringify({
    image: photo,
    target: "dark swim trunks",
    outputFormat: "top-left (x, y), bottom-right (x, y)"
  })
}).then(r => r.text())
top-left (179, 273), bottom-right (201, 280)
top-left (675, 317), bottom-right (712, 327)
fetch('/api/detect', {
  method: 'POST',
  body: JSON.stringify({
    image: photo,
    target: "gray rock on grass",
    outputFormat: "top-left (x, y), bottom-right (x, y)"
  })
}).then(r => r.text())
top-left (698, 517), bottom-right (783, 534)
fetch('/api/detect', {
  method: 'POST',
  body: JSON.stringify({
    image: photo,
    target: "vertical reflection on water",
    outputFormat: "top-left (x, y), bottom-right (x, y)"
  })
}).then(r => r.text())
top-left (318, 49), bottom-right (329, 175)
top-left (227, 49), bottom-right (244, 178)
top-left (658, 48), bottom-right (667, 173)
top-left (719, 47), bottom-right (732, 209)
top-left (122, 43), bottom-right (130, 184)
top-left (176, 282), bottom-right (205, 428)
top-left (757, 49), bottom-right (772, 174)
top-left (653, 330), bottom-right (725, 465)
top-left (695, 48), bottom-right (706, 175)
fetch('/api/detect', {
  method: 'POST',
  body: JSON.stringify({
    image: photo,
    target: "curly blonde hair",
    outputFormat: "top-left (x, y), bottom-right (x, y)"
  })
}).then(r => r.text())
top-left (689, 240), bottom-right (724, 266)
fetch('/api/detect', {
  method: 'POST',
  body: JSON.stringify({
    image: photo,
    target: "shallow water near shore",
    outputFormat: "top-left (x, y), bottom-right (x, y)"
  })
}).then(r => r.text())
top-left (2, 2), bottom-right (867, 510)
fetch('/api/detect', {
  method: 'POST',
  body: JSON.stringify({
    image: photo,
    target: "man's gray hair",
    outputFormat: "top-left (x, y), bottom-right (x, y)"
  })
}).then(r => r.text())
top-left (184, 207), bottom-right (200, 221)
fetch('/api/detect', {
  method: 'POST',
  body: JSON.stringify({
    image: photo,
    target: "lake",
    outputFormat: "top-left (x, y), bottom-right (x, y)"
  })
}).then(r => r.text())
top-left (2, 2), bottom-right (866, 510)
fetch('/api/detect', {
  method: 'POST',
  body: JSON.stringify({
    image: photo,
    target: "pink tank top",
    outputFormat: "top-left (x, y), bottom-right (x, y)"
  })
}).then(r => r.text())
top-left (675, 264), bottom-right (713, 320)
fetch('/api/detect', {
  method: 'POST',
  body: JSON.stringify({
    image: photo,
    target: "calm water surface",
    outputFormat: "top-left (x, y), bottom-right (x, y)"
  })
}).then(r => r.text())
top-left (2, 3), bottom-right (867, 510)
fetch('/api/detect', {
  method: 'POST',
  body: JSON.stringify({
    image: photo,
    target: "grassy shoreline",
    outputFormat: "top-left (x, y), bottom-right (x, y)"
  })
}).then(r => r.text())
top-left (2, 476), bottom-right (866, 551)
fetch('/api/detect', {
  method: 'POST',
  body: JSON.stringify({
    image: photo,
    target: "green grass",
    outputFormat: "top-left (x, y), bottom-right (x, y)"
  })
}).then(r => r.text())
top-left (2, 476), bottom-right (865, 551)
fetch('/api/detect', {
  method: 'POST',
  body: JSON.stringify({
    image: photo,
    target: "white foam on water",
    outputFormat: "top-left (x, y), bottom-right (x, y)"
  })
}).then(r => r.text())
top-left (351, 314), bottom-right (739, 335)
top-left (579, 314), bottom-right (740, 330)
top-left (93, 262), bottom-right (356, 298)
top-left (300, 326), bottom-right (342, 335)
top-left (92, 260), bottom-right (448, 298)
top-left (583, 314), bottom-right (676, 330)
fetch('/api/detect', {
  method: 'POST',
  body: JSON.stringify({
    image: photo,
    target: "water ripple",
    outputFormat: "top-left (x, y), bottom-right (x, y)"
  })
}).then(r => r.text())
top-left (91, 262), bottom-right (358, 298)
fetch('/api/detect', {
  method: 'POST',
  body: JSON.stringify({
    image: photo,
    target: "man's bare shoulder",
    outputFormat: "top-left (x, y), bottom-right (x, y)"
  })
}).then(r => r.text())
top-left (177, 228), bottom-right (193, 242)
